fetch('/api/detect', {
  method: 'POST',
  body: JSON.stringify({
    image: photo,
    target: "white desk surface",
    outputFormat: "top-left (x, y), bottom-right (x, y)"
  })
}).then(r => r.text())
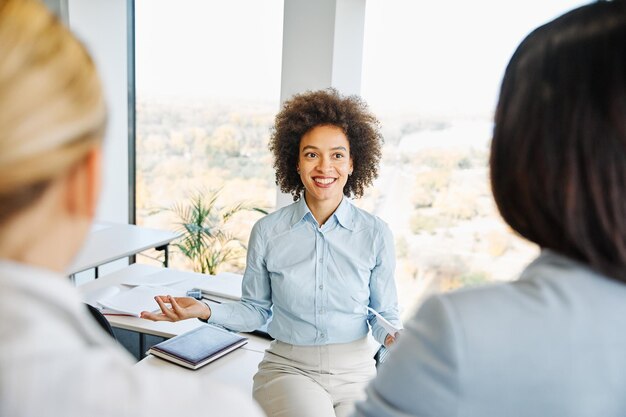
top-left (68, 222), bottom-right (179, 275)
top-left (77, 263), bottom-right (272, 353)
top-left (136, 347), bottom-right (265, 394)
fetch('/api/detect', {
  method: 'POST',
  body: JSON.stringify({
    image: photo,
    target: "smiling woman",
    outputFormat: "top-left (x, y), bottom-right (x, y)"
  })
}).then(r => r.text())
top-left (270, 88), bottom-right (383, 203)
top-left (297, 125), bottom-right (353, 225)
top-left (141, 88), bottom-right (401, 417)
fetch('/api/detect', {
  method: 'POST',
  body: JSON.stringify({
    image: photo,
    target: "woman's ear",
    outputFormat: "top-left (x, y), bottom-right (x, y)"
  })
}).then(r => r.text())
top-left (84, 147), bottom-right (102, 218)
top-left (64, 147), bottom-right (102, 219)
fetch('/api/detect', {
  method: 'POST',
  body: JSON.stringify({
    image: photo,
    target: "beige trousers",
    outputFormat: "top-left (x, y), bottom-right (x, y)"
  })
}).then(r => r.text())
top-left (252, 337), bottom-right (376, 417)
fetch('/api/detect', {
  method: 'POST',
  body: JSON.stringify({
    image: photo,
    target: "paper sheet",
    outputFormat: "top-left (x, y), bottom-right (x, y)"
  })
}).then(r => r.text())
top-left (98, 285), bottom-right (185, 316)
top-left (350, 295), bottom-right (402, 335)
top-left (366, 306), bottom-right (402, 335)
top-left (190, 272), bottom-right (243, 301)
top-left (121, 270), bottom-right (187, 287)
top-left (82, 285), bottom-right (121, 307)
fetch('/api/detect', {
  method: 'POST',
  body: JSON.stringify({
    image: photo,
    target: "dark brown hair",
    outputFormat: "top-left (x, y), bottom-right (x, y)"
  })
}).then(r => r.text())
top-left (491, 1), bottom-right (626, 281)
top-left (269, 88), bottom-right (383, 201)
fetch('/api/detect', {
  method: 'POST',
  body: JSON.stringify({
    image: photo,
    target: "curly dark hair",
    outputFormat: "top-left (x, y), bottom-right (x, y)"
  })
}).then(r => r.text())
top-left (269, 88), bottom-right (383, 201)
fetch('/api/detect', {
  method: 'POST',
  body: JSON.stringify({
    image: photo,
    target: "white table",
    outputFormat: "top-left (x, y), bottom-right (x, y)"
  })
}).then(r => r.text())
top-left (77, 263), bottom-right (272, 354)
top-left (136, 347), bottom-right (265, 394)
top-left (79, 264), bottom-right (384, 396)
top-left (68, 222), bottom-right (179, 276)
top-left (78, 264), bottom-right (270, 395)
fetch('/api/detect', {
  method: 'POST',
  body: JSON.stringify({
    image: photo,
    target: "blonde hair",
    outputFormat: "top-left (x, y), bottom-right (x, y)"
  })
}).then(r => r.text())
top-left (0, 0), bottom-right (106, 222)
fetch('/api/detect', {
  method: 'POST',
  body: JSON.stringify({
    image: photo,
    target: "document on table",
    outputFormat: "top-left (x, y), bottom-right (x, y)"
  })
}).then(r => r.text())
top-left (98, 285), bottom-right (185, 317)
top-left (189, 271), bottom-right (243, 301)
top-left (83, 285), bottom-right (121, 308)
top-left (121, 270), bottom-right (187, 287)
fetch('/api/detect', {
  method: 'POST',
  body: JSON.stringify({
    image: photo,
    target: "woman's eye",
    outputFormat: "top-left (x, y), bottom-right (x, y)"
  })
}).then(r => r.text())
top-left (306, 152), bottom-right (317, 158)
top-left (334, 153), bottom-right (345, 159)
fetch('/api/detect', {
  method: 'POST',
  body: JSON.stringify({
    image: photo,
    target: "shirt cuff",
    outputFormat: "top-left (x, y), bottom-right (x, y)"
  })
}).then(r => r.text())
top-left (206, 301), bottom-right (229, 325)
top-left (372, 320), bottom-right (402, 345)
top-left (196, 300), bottom-right (212, 323)
top-left (372, 325), bottom-right (387, 345)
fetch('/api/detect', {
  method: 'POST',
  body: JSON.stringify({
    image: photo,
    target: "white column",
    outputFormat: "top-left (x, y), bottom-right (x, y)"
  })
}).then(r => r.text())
top-left (67, 0), bottom-right (131, 278)
top-left (68, 0), bottom-right (130, 224)
top-left (277, 0), bottom-right (366, 208)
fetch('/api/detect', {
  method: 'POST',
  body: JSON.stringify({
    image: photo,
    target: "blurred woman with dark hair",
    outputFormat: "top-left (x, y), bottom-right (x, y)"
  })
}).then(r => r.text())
top-left (353, 2), bottom-right (626, 416)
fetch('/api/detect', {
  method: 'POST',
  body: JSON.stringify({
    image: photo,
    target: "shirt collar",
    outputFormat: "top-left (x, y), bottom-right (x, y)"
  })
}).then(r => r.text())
top-left (289, 195), bottom-right (354, 231)
top-left (333, 197), bottom-right (354, 230)
top-left (290, 196), bottom-right (311, 227)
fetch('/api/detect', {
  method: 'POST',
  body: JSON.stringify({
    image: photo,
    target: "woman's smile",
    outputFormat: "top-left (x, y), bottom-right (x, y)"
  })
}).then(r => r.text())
top-left (298, 124), bottom-right (353, 208)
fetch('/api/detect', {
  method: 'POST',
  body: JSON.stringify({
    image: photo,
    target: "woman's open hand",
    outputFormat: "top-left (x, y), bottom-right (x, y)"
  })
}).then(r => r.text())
top-left (140, 295), bottom-right (211, 322)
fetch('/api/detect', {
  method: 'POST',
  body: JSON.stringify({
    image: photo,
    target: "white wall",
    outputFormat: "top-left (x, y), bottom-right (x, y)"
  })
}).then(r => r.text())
top-left (277, 0), bottom-right (366, 208)
top-left (68, 0), bottom-right (131, 278)
top-left (280, 0), bottom-right (365, 100)
top-left (68, 0), bottom-right (130, 224)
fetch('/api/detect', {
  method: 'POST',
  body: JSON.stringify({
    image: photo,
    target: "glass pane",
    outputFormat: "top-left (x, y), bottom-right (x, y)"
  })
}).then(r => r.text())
top-left (135, 0), bottom-right (283, 272)
top-left (360, 0), bottom-right (587, 317)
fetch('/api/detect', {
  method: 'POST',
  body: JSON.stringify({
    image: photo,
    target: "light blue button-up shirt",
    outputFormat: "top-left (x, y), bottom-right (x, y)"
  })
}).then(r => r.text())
top-left (208, 197), bottom-right (401, 346)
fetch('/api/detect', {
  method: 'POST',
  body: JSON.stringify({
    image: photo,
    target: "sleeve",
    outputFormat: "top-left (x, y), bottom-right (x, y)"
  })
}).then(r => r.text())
top-left (207, 220), bottom-right (272, 332)
top-left (352, 295), bottom-right (462, 417)
top-left (368, 221), bottom-right (402, 345)
top-left (18, 338), bottom-right (265, 417)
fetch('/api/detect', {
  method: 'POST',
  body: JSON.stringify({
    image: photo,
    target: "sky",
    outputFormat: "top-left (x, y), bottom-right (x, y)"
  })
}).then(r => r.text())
top-left (361, 0), bottom-right (589, 116)
top-left (135, 0), bottom-right (589, 117)
top-left (135, 0), bottom-right (284, 102)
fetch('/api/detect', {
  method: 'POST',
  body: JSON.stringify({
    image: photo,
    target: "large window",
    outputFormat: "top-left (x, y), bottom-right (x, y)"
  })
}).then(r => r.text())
top-left (134, 1), bottom-right (588, 315)
top-left (359, 0), bottom-right (587, 317)
top-left (135, 0), bottom-right (283, 271)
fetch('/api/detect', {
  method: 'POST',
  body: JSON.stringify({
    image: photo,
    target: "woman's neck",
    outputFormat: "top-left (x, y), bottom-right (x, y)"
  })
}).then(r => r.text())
top-left (304, 193), bottom-right (343, 227)
top-left (0, 184), bottom-right (87, 273)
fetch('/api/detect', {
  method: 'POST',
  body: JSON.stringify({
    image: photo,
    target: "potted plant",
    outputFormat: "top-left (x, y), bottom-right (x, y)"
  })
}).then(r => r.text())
top-left (168, 188), bottom-right (267, 274)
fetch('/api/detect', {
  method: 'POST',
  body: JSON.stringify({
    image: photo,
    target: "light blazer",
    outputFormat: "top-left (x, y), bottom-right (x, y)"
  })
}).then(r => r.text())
top-left (0, 260), bottom-right (263, 417)
top-left (353, 250), bottom-right (626, 416)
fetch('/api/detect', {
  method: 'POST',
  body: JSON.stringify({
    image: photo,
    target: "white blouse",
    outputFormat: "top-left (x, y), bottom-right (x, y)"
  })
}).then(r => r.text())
top-left (0, 260), bottom-right (263, 417)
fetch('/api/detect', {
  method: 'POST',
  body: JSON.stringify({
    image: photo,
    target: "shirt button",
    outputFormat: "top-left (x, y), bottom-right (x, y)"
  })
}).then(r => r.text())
top-left (318, 258), bottom-right (323, 263)
top-left (319, 308), bottom-right (325, 314)
top-left (320, 333), bottom-right (326, 338)
top-left (319, 284), bottom-right (324, 290)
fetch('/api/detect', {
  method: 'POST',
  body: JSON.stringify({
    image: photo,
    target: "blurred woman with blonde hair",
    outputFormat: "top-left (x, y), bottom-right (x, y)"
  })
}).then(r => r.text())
top-left (0, 1), bottom-right (263, 416)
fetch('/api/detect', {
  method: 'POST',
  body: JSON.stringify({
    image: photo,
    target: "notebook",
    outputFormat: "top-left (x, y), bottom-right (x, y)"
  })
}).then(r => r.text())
top-left (147, 324), bottom-right (248, 370)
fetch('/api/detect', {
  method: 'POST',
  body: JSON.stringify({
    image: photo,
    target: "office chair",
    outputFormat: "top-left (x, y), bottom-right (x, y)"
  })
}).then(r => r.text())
top-left (85, 303), bottom-right (116, 340)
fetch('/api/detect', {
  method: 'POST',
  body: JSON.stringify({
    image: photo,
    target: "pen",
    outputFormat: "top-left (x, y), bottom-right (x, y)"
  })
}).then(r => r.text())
top-left (187, 289), bottom-right (223, 304)
top-left (201, 295), bottom-right (223, 304)
top-left (186, 289), bottom-right (202, 300)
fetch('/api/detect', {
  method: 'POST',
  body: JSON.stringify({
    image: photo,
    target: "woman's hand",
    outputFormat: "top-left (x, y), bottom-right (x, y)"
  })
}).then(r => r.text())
top-left (384, 332), bottom-right (400, 348)
top-left (140, 295), bottom-right (211, 322)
